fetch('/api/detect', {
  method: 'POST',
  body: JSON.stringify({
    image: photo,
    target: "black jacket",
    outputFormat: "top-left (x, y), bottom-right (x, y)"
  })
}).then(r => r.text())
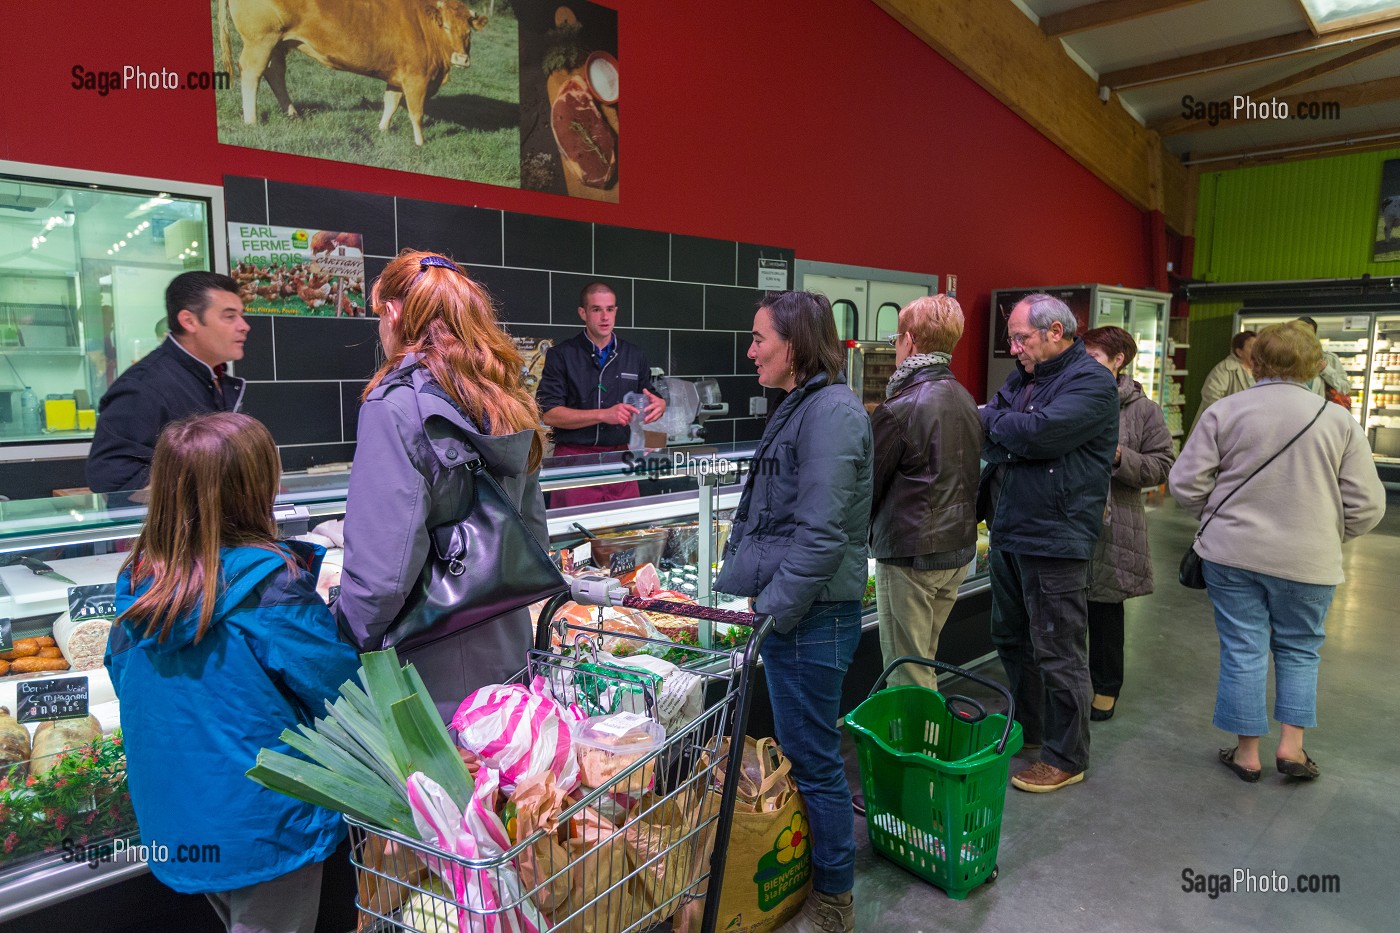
top-left (87, 337), bottom-right (246, 492)
top-left (869, 364), bottom-right (982, 562)
top-left (978, 339), bottom-right (1118, 560)
top-left (534, 331), bottom-right (653, 447)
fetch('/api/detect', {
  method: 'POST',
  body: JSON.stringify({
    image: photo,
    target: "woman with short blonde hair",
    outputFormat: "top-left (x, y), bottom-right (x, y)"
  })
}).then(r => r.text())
top-left (899, 294), bottom-right (965, 354)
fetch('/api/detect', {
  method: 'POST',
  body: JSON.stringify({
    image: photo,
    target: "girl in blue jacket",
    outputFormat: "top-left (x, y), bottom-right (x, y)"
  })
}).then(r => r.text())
top-left (105, 412), bottom-right (360, 933)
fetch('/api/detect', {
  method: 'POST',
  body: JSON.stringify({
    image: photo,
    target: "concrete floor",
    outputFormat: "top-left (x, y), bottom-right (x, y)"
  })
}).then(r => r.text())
top-left (848, 493), bottom-right (1400, 932)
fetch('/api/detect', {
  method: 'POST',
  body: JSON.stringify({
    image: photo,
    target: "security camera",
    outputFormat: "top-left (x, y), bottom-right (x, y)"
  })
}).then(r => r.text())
top-left (1098, 85), bottom-right (1110, 104)
top-left (64, 210), bottom-right (76, 226)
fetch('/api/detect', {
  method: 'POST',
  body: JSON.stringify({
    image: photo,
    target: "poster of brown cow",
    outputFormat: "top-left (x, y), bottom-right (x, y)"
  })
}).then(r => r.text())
top-left (211, 0), bottom-right (618, 198)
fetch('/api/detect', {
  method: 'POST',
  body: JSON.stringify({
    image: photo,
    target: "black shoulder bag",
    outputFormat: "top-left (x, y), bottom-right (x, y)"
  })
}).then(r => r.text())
top-left (1180, 396), bottom-right (1328, 589)
top-left (382, 379), bottom-right (567, 651)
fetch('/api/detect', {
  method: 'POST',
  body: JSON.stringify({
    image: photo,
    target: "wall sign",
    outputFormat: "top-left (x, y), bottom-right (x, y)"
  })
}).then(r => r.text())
top-left (758, 258), bottom-right (789, 290)
top-left (946, 274), bottom-right (957, 298)
top-left (17, 676), bottom-right (90, 724)
top-left (228, 224), bottom-right (367, 317)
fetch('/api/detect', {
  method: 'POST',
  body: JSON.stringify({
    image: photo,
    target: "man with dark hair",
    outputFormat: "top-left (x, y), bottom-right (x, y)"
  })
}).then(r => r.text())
top-left (536, 281), bottom-right (665, 506)
top-left (1294, 316), bottom-right (1350, 400)
top-left (979, 293), bottom-right (1118, 793)
top-left (86, 271), bottom-right (250, 492)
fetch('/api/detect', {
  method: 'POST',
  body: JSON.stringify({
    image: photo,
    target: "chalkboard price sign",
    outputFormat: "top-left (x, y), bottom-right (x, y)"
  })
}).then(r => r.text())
top-left (17, 676), bottom-right (91, 724)
top-left (608, 548), bottom-right (637, 577)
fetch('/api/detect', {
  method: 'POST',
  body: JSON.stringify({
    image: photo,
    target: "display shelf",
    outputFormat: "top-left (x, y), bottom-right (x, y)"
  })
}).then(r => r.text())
top-left (1166, 370), bottom-right (1189, 377)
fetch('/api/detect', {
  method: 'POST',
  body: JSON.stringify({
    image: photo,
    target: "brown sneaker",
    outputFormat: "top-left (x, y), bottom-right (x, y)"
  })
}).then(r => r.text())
top-left (777, 889), bottom-right (854, 933)
top-left (1011, 761), bottom-right (1085, 793)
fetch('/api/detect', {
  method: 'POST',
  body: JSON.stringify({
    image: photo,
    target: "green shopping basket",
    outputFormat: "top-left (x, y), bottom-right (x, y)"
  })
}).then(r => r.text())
top-left (844, 656), bottom-right (1022, 899)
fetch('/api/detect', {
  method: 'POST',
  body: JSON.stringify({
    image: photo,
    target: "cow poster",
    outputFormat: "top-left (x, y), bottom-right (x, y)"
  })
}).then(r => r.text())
top-left (1375, 159), bottom-right (1400, 262)
top-left (210, 0), bottom-right (619, 200)
top-left (227, 223), bottom-right (368, 317)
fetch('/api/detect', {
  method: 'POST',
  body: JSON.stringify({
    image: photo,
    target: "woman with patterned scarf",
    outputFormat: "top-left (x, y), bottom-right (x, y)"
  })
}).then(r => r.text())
top-left (868, 295), bottom-right (984, 691)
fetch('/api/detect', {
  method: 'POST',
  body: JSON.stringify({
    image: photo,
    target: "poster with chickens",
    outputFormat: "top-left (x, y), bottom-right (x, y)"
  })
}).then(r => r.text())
top-left (227, 224), bottom-right (369, 317)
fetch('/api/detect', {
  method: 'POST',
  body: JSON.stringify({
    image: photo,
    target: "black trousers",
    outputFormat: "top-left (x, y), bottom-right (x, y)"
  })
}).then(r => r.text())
top-left (989, 550), bottom-right (1092, 774)
top-left (1087, 600), bottom-right (1126, 697)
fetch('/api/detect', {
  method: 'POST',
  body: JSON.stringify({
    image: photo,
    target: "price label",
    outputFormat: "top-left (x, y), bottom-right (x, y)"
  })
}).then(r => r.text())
top-left (17, 676), bottom-right (90, 724)
top-left (327, 585), bottom-right (341, 602)
top-left (68, 584), bottom-right (117, 622)
top-left (608, 548), bottom-right (637, 577)
top-left (758, 258), bottom-right (788, 290)
top-left (0, 618), bottom-right (10, 653)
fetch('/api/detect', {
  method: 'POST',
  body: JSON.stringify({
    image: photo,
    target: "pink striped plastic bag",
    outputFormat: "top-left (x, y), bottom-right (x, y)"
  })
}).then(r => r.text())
top-left (407, 770), bottom-right (547, 933)
top-left (452, 679), bottom-right (586, 795)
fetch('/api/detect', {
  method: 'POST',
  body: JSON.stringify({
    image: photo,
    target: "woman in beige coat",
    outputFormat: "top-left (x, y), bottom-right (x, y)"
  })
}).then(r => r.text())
top-left (1081, 327), bottom-right (1175, 721)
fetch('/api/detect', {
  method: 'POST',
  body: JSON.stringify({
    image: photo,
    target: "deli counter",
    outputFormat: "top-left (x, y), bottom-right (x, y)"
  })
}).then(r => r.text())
top-left (0, 444), bottom-right (994, 929)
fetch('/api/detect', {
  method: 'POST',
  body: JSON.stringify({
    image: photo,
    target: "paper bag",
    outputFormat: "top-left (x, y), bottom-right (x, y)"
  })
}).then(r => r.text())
top-left (623, 792), bottom-right (701, 927)
top-left (509, 771), bottom-right (573, 915)
top-left (548, 807), bottom-right (636, 933)
top-left (356, 834), bottom-right (434, 932)
top-left (676, 738), bottom-right (811, 933)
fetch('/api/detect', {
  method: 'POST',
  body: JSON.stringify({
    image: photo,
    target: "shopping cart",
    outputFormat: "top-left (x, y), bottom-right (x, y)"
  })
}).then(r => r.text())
top-left (844, 656), bottom-right (1022, 900)
top-left (347, 586), bottom-right (773, 933)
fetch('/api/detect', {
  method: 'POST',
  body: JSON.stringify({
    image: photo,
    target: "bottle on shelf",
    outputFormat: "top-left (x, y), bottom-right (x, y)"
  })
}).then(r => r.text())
top-left (19, 386), bottom-right (40, 435)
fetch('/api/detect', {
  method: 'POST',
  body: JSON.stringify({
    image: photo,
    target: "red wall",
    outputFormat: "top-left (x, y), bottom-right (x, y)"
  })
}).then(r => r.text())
top-left (0, 0), bottom-right (1150, 398)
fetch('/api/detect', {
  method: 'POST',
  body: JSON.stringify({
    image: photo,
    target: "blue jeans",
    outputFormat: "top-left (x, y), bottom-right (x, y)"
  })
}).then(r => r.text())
top-left (1203, 559), bottom-right (1335, 735)
top-left (759, 600), bottom-right (861, 895)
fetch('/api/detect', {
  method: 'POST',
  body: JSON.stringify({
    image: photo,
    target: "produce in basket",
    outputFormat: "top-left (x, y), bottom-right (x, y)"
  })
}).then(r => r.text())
top-left (247, 649), bottom-right (471, 838)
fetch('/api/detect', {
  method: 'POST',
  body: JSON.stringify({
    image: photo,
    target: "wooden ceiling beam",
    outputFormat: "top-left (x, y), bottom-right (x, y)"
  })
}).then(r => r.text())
top-left (1162, 73), bottom-right (1400, 135)
top-left (1151, 37), bottom-right (1400, 134)
top-left (1040, 0), bottom-right (1209, 39)
top-left (1183, 124), bottom-right (1400, 170)
top-left (1100, 20), bottom-right (1400, 90)
top-left (874, 0), bottom-right (1189, 233)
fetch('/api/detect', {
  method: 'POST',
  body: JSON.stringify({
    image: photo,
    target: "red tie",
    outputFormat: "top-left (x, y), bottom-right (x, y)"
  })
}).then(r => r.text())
top-left (213, 363), bottom-right (227, 396)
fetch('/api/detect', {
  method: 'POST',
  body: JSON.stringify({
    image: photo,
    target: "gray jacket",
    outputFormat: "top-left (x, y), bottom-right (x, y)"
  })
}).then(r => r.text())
top-left (715, 373), bottom-right (873, 634)
top-left (1088, 375), bottom-right (1175, 602)
top-left (334, 356), bottom-right (548, 720)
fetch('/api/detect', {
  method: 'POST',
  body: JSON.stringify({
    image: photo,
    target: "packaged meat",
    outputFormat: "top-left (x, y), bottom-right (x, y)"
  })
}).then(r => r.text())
top-left (52, 611), bottom-right (112, 672)
top-left (573, 712), bottom-right (665, 794)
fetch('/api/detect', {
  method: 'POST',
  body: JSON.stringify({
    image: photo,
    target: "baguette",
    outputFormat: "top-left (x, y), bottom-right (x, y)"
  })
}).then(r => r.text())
top-left (8, 657), bottom-right (71, 674)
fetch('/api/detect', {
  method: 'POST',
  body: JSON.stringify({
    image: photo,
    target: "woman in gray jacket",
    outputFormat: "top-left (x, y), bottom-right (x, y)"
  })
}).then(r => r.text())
top-left (334, 250), bottom-right (548, 720)
top-left (1080, 327), bottom-right (1175, 721)
top-left (716, 291), bottom-right (872, 933)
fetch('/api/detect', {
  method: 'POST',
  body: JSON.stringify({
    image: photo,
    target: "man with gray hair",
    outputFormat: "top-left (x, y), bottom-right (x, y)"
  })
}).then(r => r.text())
top-left (978, 294), bottom-right (1118, 792)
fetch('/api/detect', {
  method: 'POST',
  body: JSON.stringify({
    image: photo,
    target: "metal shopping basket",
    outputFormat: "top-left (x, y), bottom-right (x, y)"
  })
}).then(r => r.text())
top-left (347, 589), bottom-right (773, 933)
top-left (844, 656), bottom-right (1022, 900)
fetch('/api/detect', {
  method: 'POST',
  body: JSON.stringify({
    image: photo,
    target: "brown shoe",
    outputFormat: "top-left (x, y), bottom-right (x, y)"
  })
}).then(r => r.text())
top-left (1011, 761), bottom-right (1085, 793)
top-left (777, 889), bottom-right (854, 933)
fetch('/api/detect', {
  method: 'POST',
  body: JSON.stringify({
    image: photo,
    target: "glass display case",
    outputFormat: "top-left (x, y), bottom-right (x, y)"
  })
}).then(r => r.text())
top-left (0, 443), bottom-right (993, 921)
top-left (987, 285), bottom-right (1171, 403)
top-left (0, 161), bottom-right (223, 447)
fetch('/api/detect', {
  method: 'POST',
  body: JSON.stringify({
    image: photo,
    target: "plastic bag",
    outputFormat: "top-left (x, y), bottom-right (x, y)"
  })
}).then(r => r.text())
top-left (452, 678), bottom-right (585, 795)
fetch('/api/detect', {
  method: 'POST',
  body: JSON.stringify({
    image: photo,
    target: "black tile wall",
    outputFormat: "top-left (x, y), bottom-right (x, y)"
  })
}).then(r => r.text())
top-left (396, 198), bottom-right (503, 266)
top-left (672, 235), bottom-right (736, 286)
top-left (223, 176), bottom-right (268, 225)
top-left (274, 317), bottom-right (380, 381)
top-left (595, 225), bottom-right (669, 280)
top-left (242, 381), bottom-right (345, 446)
top-left (237, 316), bottom-right (276, 381)
top-left (634, 280), bottom-right (703, 330)
top-left (705, 285), bottom-right (764, 332)
top-left (671, 331), bottom-right (735, 377)
top-left (504, 214), bottom-right (592, 273)
top-left (470, 266), bottom-right (551, 324)
top-left (222, 176), bottom-right (792, 470)
top-left (266, 182), bottom-right (397, 257)
top-left (551, 273), bottom-right (633, 327)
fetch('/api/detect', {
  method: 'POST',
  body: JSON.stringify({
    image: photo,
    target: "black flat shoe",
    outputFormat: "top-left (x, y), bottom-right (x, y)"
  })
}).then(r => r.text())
top-left (1277, 752), bottom-right (1320, 780)
top-left (1090, 704), bottom-right (1116, 722)
top-left (1219, 746), bottom-right (1262, 783)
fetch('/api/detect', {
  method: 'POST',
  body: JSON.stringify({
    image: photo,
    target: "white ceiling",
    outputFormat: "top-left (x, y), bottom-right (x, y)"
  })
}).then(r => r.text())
top-left (1014, 0), bottom-right (1400, 165)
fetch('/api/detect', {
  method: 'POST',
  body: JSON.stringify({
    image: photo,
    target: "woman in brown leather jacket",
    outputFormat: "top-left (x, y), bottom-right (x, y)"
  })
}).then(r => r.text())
top-left (868, 295), bottom-right (983, 691)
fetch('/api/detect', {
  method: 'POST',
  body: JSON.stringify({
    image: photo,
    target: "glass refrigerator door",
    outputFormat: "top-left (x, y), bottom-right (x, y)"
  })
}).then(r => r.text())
top-left (1369, 314), bottom-right (1400, 460)
top-left (1239, 313), bottom-right (1367, 426)
top-left (1126, 297), bottom-right (1167, 404)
